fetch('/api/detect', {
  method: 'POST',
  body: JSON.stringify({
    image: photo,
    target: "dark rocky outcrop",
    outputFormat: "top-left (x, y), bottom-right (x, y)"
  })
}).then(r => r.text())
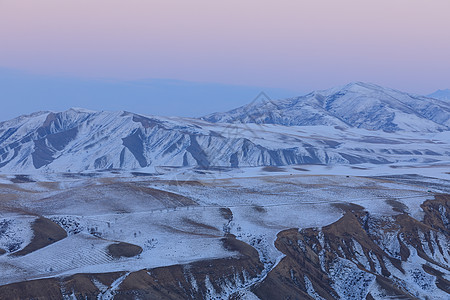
top-left (12, 217), bottom-right (67, 256)
top-left (252, 196), bottom-right (450, 299)
top-left (107, 242), bottom-right (143, 259)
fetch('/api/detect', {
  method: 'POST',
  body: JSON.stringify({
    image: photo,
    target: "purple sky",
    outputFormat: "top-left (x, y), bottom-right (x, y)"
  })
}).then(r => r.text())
top-left (1, 0), bottom-right (449, 97)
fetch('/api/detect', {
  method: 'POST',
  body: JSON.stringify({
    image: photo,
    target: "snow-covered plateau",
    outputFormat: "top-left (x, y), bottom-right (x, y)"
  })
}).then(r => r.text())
top-left (0, 169), bottom-right (449, 299)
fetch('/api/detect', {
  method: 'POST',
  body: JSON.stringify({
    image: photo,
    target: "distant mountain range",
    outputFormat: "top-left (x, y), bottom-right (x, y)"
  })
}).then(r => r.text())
top-left (204, 82), bottom-right (450, 132)
top-left (428, 89), bottom-right (450, 101)
top-left (1, 82), bottom-right (449, 172)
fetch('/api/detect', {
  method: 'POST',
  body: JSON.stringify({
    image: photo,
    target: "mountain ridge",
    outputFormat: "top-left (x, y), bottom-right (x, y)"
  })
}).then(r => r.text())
top-left (203, 82), bottom-right (450, 132)
top-left (429, 88), bottom-right (450, 101)
top-left (1, 82), bottom-right (449, 172)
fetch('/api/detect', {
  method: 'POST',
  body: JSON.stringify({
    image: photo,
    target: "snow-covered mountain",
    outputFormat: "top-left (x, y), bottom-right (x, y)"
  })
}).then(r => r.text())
top-left (429, 89), bottom-right (450, 101)
top-left (1, 83), bottom-right (449, 172)
top-left (0, 108), bottom-right (217, 172)
top-left (204, 82), bottom-right (450, 132)
top-left (1, 84), bottom-right (450, 300)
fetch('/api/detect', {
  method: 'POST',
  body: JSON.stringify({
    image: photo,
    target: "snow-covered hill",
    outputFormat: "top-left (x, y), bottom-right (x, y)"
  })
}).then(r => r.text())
top-left (204, 82), bottom-right (450, 132)
top-left (1, 83), bottom-right (449, 172)
top-left (0, 172), bottom-right (449, 299)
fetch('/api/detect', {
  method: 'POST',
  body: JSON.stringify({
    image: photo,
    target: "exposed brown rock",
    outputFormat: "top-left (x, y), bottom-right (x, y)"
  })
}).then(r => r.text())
top-left (253, 197), bottom-right (449, 299)
top-left (422, 264), bottom-right (450, 293)
top-left (62, 274), bottom-right (101, 299)
top-left (385, 198), bottom-right (409, 214)
top-left (421, 194), bottom-right (450, 233)
top-left (115, 234), bottom-right (264, 299)
top-left (0, 272), bottom-right (126, 300)
top-left (182, 217), bottom-right (220, 232)
top-left (108, 242), bottom-right (143, 258)
top-left (252, 228), bottom-right (339, 300)
top-left (374, 276), bottom-right (418, 299)
top-left (219, 207), bottom-right (233, 221)
top-left (12, 216), bottom-right (67, 256)
top-left (0, 278), bottom-right (63, 300)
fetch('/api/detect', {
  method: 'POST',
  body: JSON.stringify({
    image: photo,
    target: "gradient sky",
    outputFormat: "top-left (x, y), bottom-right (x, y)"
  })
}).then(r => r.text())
top-left (1, 0), bottom-right (449, 120)
top-left (0, 68), bottom-right (297, 121)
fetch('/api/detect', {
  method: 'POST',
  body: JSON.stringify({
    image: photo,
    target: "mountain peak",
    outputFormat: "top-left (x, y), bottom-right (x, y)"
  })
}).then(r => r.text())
top-left (244, 91), bottom-right (276, 109)
top-left (428, 89), bottom-right (450, 100)
top-left (322, 82), bottom-right (391, 95)
top-left (343, 81), bottom-right (374, 89)
top-left (67, 107), bottom-right (96, 114)
top-left (204, 82), bottom-right (450, 132)
top-left (346, 81), bottom-right (385, 90)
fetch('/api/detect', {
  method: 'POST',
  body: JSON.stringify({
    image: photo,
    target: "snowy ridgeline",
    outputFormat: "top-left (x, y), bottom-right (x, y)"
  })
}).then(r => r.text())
top-left (0, 82), bottom-right (449, 173)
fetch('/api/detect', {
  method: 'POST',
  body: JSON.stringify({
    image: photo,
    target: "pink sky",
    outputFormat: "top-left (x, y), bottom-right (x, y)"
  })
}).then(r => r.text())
top-left (1, 0), bottom-right (449, 93)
